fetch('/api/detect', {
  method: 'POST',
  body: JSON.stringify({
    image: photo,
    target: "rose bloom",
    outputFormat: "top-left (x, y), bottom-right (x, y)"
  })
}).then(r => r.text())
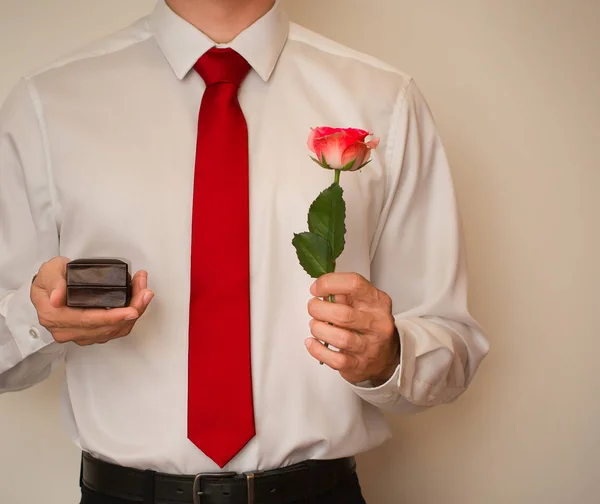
top-left (307, 127), bottom-right (380, 171)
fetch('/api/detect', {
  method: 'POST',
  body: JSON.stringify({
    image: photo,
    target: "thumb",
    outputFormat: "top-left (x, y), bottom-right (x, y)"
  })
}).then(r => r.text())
top-left (35, 256), bottom-right (70, 307)
top-left (49, 280), bottom-right (67, 308)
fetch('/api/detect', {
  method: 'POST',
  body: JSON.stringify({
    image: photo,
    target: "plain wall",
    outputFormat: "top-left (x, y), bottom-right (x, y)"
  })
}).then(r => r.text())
top-left (1, 1), bottom-right (599, 503)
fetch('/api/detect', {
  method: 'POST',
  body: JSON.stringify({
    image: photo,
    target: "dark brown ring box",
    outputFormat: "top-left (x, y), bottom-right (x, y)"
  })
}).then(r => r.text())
top-left (66, 259), bottom-right (132, 308)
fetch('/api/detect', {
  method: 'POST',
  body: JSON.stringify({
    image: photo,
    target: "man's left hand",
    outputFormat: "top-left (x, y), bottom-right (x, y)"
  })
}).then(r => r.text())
top-left (306, 272), bottom-right (400, 385)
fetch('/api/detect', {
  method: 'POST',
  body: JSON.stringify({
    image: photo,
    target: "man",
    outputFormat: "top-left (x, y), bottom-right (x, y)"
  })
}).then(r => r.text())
top-left (0, 0), bottom-right (489, 502)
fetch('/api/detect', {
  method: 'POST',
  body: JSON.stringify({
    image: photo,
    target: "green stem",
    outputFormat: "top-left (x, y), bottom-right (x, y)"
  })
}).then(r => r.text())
top-left (325, 294), bottom-right (335, 343)
top-left (334, 169), bottom-right (341, 185)
top-left (319, 292), bottom-right (336, 365)
top-left (320, 171), bottom-right (340, 365)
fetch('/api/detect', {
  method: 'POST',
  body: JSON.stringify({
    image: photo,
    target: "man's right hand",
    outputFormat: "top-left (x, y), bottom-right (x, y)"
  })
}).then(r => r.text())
top-left (30, 256), bottom-right (154, 346)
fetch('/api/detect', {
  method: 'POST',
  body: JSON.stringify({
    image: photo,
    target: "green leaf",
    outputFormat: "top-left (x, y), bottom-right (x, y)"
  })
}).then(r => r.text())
top-left (292, 232), bottom-right (334, 278)
top-left (307, 182), bottom-right (346, 259)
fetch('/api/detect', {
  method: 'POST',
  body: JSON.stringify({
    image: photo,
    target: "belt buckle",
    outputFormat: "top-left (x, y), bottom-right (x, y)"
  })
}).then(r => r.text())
top-left (193, 471), bottom-right (236, 504)
top-left (242, 471), bottom-right (263, 504)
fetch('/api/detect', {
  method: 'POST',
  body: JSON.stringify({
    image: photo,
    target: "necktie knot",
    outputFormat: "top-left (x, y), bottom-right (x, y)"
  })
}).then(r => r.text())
top-left (194, 48), bottom-right (251, 88)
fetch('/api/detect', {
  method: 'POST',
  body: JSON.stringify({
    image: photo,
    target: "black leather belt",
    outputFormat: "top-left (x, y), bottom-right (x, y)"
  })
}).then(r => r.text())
top-left (81, 452), bottom-right (357, 504)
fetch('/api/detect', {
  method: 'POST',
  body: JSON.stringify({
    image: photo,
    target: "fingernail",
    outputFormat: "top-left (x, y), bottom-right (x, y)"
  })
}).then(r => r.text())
top-left (309, 319), bottom-right (314, 328)
top-left (125, 313), bottom-right (138, 321)
top-left (143, 291), bottom-right (154, 304)
top-left (305, 338), bottom-right (312, 348)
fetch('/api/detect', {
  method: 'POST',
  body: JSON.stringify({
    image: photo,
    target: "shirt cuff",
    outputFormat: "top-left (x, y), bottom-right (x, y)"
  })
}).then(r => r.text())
top-left (5, 276), bottom-right (56, 359)
top-left (346, 363), bottom-right (402, 406)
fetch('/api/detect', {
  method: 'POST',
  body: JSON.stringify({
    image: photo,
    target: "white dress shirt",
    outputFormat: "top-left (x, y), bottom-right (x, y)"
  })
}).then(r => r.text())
top-left (0, 0), bottom-right (489, 474)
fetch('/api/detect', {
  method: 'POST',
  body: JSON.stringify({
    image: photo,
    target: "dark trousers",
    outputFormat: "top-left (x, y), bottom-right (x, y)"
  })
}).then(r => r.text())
top-left (80, 471), bottom-right (367, 504)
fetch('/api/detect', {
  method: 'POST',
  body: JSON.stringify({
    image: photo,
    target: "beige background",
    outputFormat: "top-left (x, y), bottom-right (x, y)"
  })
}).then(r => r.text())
top-left (1, 0), bottom-right (599, 503)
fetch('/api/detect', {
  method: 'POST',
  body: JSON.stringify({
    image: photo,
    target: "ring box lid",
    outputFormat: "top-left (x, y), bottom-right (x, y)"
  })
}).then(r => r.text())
top-left (66, 259), bottom-right (130, 287)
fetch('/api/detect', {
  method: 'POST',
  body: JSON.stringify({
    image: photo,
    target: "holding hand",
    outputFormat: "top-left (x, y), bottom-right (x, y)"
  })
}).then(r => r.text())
top-left (306, 272), bottom-right (400, 385)
top-left (30, 256), bottom-right (154, 346)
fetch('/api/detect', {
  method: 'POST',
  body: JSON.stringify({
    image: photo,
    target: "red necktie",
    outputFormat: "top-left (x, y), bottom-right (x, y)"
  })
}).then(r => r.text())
top-left (188, 48), bottom-right (255, 468)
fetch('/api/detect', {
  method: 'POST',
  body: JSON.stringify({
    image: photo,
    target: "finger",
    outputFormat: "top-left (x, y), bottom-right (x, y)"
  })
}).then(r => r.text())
top-left (35, 257), bottom-right (70, 289)
top-left (327, 294), bottom-right (349, 305)
top-left (31, 258), bottom-right (70, 309)
top-left (134, 290), bottom-right (154, 318)
top-left (307, 297), bottom-right (373, 333)
top-left (309, 319), bottom-right (366, 354)
top-left (75, 340), bottom-right (95, 347)
top-left (74, 337), bottom-right (114, 346)
top-left (49, 304), bottom-right (139, 330)
top-left (30, 279), bottom-right (66, 310)
top-left (310, 272), bottom-right (377, 303)
top-left (40, 257), bottom-right (70, 304)
top-left (73, 335), bottom-right (110, 346)
top-left (132, 270), bottom-right (148, 296)
top-left (72, 323), bottom-right (134, 344)
top-left (52, 321), bottom-right (122, 343)
top-left (128, 271), bottom-right (153, 316)
top-left (305, 338), bottom-right (357, 371)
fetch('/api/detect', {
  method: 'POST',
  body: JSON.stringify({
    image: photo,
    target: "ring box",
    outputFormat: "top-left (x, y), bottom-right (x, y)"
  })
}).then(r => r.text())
top-left (66, 259), bottom-right (132, 308)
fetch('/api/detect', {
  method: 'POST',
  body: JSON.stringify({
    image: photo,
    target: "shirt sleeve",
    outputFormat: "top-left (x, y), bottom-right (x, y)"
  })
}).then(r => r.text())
top-left (0, 78), bottom-right (65, 393)
top-left (348, 80), bottom-right (490, 412)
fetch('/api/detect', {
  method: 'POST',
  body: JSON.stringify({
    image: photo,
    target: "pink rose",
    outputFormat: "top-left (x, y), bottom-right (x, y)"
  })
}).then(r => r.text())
top-left (307, 127), bottom-right (380, 171)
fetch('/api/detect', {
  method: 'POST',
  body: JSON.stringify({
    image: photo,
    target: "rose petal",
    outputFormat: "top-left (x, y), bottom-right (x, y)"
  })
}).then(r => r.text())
top-left (308, 128), bottom-right (379, 170)
top-left (315, 131), bottom-right (363, 169)
top-left (313, 132), bottom-right (348, 168)
top-left (340, 142), bottom-right (369, 171)
top-left (313, 127), bottom-right (369, 143)
top-left (314, 126), bottom-right (342, 137)
top-left (350, 152), bottom-right (371, 171)
top-left (307, 128), bottom-right (318, 154)
top-left (342, 128), bottom-right (370, 143)
top-left (365, 137), bottom-right (380, 149)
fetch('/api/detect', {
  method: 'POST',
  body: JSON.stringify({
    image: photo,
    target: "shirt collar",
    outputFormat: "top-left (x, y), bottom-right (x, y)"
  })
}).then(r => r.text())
top-left (149, 0), bottom-right (289, 82)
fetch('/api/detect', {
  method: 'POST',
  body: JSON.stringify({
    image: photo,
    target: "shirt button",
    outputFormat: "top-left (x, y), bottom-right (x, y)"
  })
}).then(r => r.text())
top-left (29, 327), bottom-right (40, 339)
